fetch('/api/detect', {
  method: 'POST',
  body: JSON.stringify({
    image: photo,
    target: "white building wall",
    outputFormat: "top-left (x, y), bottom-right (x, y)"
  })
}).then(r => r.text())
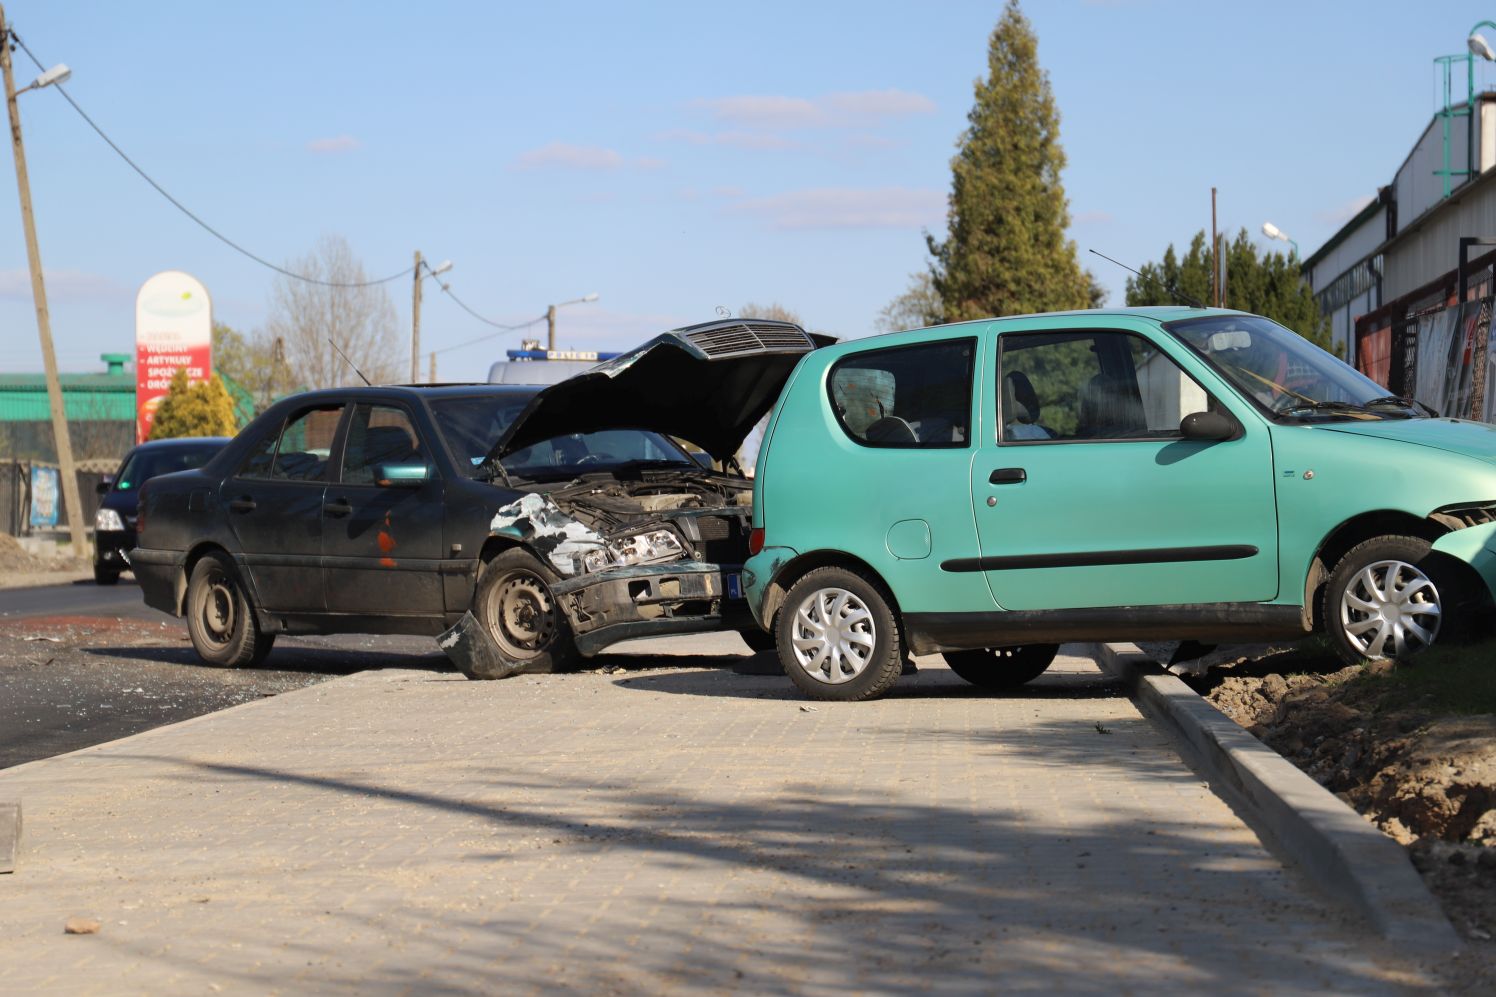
top-left (1383, 172), bottom-right (1496, 295)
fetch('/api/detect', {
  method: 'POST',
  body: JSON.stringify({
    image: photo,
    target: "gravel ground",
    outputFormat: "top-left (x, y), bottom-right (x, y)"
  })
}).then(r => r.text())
top-left (0, 613), bottom-right (449, 770)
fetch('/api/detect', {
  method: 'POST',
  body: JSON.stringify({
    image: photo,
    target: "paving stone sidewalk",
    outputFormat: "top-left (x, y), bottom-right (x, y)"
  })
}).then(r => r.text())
top-left (0, 640), bottom-right (1430, 994)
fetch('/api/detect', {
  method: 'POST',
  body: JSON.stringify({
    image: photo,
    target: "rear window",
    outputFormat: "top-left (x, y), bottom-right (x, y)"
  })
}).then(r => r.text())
top-left (827, 338), bottom-right (975, 448)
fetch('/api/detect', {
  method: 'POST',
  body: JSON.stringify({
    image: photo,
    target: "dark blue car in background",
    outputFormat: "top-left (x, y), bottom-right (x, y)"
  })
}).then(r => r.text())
top-left (94, 437), bottom-right (229, 585)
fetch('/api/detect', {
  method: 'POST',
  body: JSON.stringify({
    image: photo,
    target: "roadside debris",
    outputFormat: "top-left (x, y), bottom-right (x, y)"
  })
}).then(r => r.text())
top-left (63, 917), bottom-right (100, 935)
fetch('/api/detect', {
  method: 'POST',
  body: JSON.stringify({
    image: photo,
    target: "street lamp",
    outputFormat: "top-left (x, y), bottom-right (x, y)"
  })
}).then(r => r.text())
top-left (1469, 22), bottom-right (1496, 61)
top-left (1262, 221), bottom-right (1298, 257)
top-left (546, 292), bottom-right (599, 352)
top-left (0, 6), bottom-right (87, 559)
top-left (410, 253), bottom-right (454, 382)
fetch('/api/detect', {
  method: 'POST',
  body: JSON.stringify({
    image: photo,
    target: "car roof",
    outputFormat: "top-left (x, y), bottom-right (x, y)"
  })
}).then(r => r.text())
top-left (884, 306), bottom-right (1249, 338)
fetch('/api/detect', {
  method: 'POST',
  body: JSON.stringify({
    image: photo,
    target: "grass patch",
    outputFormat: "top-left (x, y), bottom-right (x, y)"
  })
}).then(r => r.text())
top-left (1354, 640), bottom-right (1496, 715)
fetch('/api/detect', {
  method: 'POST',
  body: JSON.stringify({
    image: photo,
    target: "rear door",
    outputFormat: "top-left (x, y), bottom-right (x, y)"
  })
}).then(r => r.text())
top-left (321, 402), bottom-right (446, 617)
top-left (969, 323), bottom-right (1278, 611)
top-left (223, 403), bottom-right (344, 612)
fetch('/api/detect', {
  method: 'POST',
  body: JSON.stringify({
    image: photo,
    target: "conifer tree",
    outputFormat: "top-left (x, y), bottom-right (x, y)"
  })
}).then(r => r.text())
top-left (927, 0), bottom-right (1091, 320)
top-left (148, 369), bottom-right (239, 440)
top-left (1126, 230), bottom-right (1332, 351)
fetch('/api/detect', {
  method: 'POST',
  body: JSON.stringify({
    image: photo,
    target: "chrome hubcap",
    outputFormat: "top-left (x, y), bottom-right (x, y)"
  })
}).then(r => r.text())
top-left (1340, 559), bottom-right (1441, 659)
top-left (789, 587), bottom-right (876, 684)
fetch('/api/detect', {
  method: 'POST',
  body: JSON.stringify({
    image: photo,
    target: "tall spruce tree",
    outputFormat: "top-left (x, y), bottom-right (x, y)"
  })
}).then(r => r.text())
top-left (927, 0), bottom-right (1090, 320)
top-left (1126, 229), bottom-right (1332, 351)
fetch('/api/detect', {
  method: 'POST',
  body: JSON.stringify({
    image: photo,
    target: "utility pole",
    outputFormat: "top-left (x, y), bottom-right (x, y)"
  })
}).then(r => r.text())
top-left (428, 351), bottom-right (435, 384)
top-left (0, 6), bottom-right (87, 559)
top-left (1210, 187), bottom-right (1219, 308)
top-left (546, 304), bottom-right (557, 352)
top-left (410, 249), bottom-right (422, 383)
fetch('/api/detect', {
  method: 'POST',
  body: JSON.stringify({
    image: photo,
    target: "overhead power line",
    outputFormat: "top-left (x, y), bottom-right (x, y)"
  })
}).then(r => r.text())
top-left (10, 31), bottom-right (414, 289)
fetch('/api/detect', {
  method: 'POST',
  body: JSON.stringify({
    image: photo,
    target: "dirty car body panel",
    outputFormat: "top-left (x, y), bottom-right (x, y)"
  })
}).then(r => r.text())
top-left (133, 319), bottom-right (824, 673)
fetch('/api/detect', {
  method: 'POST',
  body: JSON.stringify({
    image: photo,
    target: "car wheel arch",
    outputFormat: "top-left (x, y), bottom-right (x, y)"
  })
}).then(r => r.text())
top-left (1303, 510), bottom-right (1452, 632)
top-left (762, 549), bottom-right (905, 636)
top-left (178, 542), bottom-right (245, 616)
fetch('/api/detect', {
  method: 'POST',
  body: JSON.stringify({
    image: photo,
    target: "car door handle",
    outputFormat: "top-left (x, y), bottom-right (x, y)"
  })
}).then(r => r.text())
top-left (229, 496), bottom-right (257, 513)
top-left (989, 468), bottom-right (1027, 485)
top-left (324, 498), bottom-right (352, 517)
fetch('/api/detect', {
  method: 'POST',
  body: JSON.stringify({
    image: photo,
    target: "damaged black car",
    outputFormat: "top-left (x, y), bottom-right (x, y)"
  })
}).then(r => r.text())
top-left (131, 319), bottom-right (824, 678)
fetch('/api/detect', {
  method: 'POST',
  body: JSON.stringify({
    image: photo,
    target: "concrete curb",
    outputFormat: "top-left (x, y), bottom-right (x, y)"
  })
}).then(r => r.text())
top-left (0, 799), bottom-right (18, 873)
top-left (1090, 641), bottom-right (1462, 954)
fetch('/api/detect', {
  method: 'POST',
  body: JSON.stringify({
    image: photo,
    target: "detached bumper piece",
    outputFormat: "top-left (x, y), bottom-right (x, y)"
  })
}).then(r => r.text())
top-left (553, 561), bottom-right (742, 656)
top-left (438, 611), bottom-right (527, 680)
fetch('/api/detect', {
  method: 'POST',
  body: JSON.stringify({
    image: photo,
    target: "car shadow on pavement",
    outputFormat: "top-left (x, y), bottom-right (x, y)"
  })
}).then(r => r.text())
top-left (609, 662), bottom-right (1127, 701)
top-left (110, 748), bottom-right (1425, 994)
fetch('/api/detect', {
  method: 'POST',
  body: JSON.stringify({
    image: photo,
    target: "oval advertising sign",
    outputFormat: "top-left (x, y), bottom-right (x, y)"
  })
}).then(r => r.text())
top-left (135, 270), bottom-right (212, 442)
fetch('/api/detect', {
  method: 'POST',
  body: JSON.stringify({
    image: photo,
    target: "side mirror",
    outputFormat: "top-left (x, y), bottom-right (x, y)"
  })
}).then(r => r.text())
top-left (95, 477), bottom-right (113, 495)
top-left (374, 463), bottom-right (431, 488)
top-left (1179, 411), bottom-right (1236, 442)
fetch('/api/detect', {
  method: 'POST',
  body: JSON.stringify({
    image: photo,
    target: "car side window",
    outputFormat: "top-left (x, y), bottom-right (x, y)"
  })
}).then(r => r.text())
top-left (341, 405), bottom-right (422, 485)
top-left (998, 331), bottom-right (1213, 443)
top-left (827, 338), bottom-right (975, 449)
top-left (237, 405), bottom-right (343, 481)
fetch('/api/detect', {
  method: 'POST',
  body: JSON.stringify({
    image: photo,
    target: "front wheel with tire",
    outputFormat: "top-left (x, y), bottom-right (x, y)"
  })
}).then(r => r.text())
top-left (473, 549), bottom-right (581, 677)
top-left (1325, 535), bottom-right (1454, 665)
top-left (776, 567), bottom-right (903, 701)
top-left (186, 553), bottom-right (269, 668)
top-left (942, 644), bottom-right (1058, 689)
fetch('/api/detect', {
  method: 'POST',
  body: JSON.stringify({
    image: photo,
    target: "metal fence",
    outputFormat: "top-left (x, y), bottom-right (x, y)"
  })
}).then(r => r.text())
top-left (0, 461), bottom-right (112, 537)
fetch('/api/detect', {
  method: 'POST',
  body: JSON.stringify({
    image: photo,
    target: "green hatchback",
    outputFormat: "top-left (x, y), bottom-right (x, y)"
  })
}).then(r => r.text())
top-left (743, 307), bottom-right (1496, 701)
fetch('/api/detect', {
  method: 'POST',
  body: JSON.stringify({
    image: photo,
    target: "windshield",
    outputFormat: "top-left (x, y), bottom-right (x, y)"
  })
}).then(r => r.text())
top-left (115, 443), bottom-right (222, 490)
top-left (428, 395), bottom-right (695, 479)
top-left (1166, 315), bottom-right (1422, 421)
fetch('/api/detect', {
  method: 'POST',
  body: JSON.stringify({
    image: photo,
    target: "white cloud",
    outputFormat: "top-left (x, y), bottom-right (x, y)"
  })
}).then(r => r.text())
top-left (734, 187), bottom-right (945, 231)
top-left (0, 268), bottom-right (131, 303)
top-left (691, 89), bottom-right (935, 130)
top-left (1315, 195), bottom-right (1375, 227)
top-left (513, 142), bottom-right (625, 171)
top-left (307, 134), bottom-right (362, 154)
top-left (512, 143), bottom-right (664, 171)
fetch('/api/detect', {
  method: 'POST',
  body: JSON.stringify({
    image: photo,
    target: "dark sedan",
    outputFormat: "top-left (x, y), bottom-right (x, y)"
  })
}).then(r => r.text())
top-left (94, 436), bottom-right (229, 584)
top-left (132, 320), bottom-right (823, 677)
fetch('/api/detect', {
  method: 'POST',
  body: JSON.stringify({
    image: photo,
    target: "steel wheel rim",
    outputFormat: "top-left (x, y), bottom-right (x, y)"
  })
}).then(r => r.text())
top-left (789, 586), bottom-right (876, 684)
top-left (196, 570), bottom-right (235, 648)
top-left (488, 571), bottom-right (556, 659)
top-left (1339, 558), bottom-right (1441, 659)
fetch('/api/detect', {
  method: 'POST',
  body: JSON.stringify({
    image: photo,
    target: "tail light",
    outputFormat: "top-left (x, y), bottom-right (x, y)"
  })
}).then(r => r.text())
top-left (748, 528), bottom-right (765, 556)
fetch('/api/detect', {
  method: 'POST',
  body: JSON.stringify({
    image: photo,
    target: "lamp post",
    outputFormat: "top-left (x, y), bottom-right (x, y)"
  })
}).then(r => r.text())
top-left (545, 292), bottom-right (599, 352)
top-left (410, 253), bottom-right (452, 382)
top-left (1261, 221), bottom-right (1298, 257)
top-left (0, 6), bottom-right (86, 559)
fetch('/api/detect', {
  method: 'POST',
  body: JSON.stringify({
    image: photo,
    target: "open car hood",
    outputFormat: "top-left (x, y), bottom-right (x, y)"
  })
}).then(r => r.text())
top-left (487, 319), bottom-right (832, 463)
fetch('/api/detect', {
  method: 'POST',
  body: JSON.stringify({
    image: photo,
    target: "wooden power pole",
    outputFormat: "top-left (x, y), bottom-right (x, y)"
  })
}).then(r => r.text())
top-left (410, 249), bottom-right (423, 382)
top-left (1210, 187), bottom-right (1219, 308)
top-left (0, 6), bottom-right (87, 558)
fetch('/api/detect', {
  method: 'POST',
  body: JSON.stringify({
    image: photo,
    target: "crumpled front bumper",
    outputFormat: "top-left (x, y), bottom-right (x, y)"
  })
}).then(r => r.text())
top-left (551, 560), bottom-right (749, 656)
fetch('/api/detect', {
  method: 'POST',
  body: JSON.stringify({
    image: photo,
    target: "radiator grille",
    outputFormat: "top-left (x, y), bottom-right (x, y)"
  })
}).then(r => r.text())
top-left (684, 323), bottom-right (815, 358)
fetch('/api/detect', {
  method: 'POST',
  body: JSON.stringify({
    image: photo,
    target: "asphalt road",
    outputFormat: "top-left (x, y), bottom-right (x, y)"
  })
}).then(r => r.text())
top-left (0, 577), bottom-right (449, 769)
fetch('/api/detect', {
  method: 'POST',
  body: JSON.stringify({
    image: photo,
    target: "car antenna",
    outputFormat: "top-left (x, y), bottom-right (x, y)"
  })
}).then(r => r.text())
top-left (1088, 249), bottom-right (1205, 309)
top-left (327, 338), bottom-right (372, 386)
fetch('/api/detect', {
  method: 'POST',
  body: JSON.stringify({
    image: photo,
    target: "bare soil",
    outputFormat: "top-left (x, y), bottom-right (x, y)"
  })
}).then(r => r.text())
top-left (1170, 640), bottom-right (1496, 946)
top-left (0, 533), bottom-right (87, 588)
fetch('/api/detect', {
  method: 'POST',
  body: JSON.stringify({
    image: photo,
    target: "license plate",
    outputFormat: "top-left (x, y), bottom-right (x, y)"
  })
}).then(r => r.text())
top-left (725, 573), bottom-right (743, 599)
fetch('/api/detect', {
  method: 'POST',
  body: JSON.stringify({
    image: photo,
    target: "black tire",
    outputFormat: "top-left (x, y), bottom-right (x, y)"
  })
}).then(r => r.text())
top-left (185, 553), bottom-right (268, 668)
top-left (93, 564), bottom-right (120, 586)
top-left (942, 644), bottom-right (1058, 689)
top-left (776, 566), bottom-right (903, 701)
top-left (250, 633), bottom-right (277, 666)
top-left (739, 628), bottom-right (776, 653)
top-left (1324, 535), bottom-right (1457, 666)
top-left (473, 548), bottom-right (581, 676)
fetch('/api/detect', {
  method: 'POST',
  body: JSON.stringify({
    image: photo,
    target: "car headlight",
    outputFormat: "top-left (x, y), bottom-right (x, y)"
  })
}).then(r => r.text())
top-left (95, 507), bottom-right (125, 532)
top-left (579, 529), bottom-right (686, 573)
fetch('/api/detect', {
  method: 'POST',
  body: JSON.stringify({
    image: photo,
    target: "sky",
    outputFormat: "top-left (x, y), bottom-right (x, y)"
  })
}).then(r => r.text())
top-left (3, 0), bottom-right (1496, 379)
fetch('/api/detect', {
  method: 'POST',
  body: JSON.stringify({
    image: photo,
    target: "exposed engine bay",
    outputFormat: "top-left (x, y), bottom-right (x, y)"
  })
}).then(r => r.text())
top-left (491, 467), bottom-right (752, 579)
